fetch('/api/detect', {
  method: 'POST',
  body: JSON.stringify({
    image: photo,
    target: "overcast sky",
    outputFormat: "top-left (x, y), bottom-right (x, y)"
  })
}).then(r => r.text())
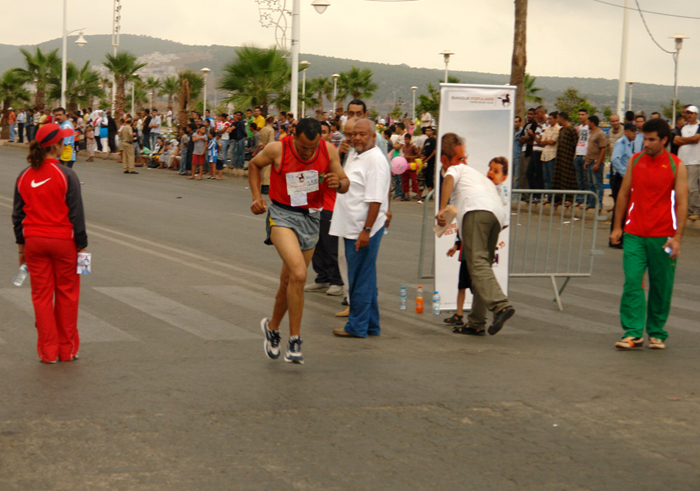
top-left (3, 0), bottom-right (700, 88)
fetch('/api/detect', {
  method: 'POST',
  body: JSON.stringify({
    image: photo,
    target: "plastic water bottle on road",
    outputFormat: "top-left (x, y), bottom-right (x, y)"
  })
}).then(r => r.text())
top-left (399, 286), bottom-right (407, 310)
top-left (13, 264), bottom-right (28, 287)
top-left (432, 291), bottom-right (441, 315)
top-left (416, 286), bottom-right (424, 313)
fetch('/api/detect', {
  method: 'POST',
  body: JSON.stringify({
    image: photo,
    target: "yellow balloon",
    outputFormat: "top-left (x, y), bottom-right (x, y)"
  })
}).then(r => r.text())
top-left (415, 158), bottom-right (423, 172)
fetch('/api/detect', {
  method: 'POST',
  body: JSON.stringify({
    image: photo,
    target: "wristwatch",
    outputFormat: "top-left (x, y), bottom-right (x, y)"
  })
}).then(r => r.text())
top-left (363, 226), bottom-right (372, 233)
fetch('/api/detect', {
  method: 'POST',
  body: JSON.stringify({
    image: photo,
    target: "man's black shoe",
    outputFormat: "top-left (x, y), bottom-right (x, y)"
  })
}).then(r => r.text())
top-left (488, 306), bottom-right (515, 335)
top-left (129, 171), bottom-right (139, 174)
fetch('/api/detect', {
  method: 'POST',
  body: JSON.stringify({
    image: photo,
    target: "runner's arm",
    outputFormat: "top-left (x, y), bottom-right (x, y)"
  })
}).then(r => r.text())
top-left (249, 142), bottom-right (281, 214)
top-left (325, 142), bottom-right (349, 194)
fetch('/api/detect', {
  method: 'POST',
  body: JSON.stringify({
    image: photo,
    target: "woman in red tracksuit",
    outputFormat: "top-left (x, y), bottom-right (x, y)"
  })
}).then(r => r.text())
top-left (12, 123), bottom-right (88, 364)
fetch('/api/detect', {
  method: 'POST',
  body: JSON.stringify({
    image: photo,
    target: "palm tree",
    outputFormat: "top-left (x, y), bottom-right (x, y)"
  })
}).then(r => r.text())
top-left (336, 66), bottom-right (377, 106)
top-left (177, 70), bottom-right (205, 127)
top-left (524, 73), bottom-right (543, 104)
top-left (13, 47), bottom-right (61, 110)
top-left (144, 76), bottom-right (162, 108)
top-left (47, 61), bottom-right (104, 113)
top-left (103, 52), bottom-right (147, 115)
top-left (0, 70), bottom-right (31, 139)
top-left (509, 0), bottom-right (528, 118)
top-left (159, 76), bottom-right (179, 110)
top-left (218, 46), bottom-right (290, 117)
top-left (307, 76), bottom-right (333, 113)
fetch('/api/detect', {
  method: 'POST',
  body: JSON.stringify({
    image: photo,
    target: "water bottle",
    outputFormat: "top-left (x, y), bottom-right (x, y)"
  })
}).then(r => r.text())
top-left (13, 263), bottom-right (28, 287)
top-left (399, 286), bottom-right (407, 310)
top-left (432, 291), bottom-right (441, 315)
top-left (416, 286), bottom-right (424, 313)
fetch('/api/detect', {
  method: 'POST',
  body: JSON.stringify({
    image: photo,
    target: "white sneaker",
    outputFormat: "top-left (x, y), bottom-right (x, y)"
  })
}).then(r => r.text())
top-left (648, 337), bottom-right (666, 350)
top-left (326, 285), bottom-right (344, 296)
top-left (304, 282), bottom-right (329, 292)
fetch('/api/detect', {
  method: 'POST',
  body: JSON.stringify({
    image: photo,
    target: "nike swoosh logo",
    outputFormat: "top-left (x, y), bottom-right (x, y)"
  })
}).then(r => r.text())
top-left (30, 178), bottom-right (51, 188)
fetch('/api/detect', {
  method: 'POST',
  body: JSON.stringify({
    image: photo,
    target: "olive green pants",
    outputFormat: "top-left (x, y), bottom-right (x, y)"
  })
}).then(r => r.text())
top-left (620, 234), bottom-right (676, 340)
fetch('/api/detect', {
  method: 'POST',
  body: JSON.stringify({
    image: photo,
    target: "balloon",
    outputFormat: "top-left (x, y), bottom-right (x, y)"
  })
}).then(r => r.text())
top-left (410, 158), bottom-right (423, 172)
top-left (391, 156), bottom-right (408, 175)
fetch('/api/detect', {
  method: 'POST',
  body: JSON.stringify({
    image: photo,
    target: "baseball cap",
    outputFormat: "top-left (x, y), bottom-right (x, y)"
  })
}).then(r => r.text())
top-left (35, 123), bottom-right (73, 148)
top-left (685, 106), bottom-right (698, 114)
top-left (623, 122), bottom-right (636, 131)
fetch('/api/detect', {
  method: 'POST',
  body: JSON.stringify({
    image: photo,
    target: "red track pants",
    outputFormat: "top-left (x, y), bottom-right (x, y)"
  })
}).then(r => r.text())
top-left (402, 170), bottom-right (419, 195)
top-left (25, 237), bottom-right (80, 362)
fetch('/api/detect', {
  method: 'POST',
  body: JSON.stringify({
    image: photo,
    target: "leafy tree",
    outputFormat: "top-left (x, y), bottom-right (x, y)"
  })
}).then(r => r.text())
top-left (218, 46), bottom-right (290, 117)
top-left (416, 83), bottom-right (440, 120)
top-left (13, 47), bottom-right (61, 110)
top-left (103, 52), bottom-right (147, 116)
top-left (307, 76), bottom-right (333, 113)
top-left (159, 76), bottom-right (179, 110)
top-left (276, 87), bottom-right (319, 115)
top-left (368, 107), bottom-right (379, 121)
top-left (336, 66), bottom-right (377, 105)
top-left (447, 75), bottom-right (461, 84)
top-left (47, 61), bottom-right (104, 113)
top-left (0, 70), bottom-right (30, 139)
top-left (554, 87), bottom-right (597, 123)
top-left (177, 69), bottom-right (205, 127)
top-left (144, 76), bottom-right (162, 108)
top-left (602, 106), bottom-right (613, 121)
top-left (524, 73), bottom-right (542, 104)
top-left (662, 100), bottom-right (684, 120)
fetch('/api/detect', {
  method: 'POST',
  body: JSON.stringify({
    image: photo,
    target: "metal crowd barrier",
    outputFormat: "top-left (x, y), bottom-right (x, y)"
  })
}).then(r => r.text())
top-left (509, 190), bottom-right (602, 310)
top-left (418, 189), bottom-right (604, 311)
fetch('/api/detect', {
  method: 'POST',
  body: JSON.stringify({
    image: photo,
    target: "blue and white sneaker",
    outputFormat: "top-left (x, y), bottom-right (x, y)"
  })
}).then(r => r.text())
top-left (284, 337), bottom-right (304, 364)
top-left (260, 317), bottom-right (280, 359)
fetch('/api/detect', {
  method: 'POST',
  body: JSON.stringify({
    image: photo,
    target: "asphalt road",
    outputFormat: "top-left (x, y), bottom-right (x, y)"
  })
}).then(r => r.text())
top-left (0, 145), bottom-right (698, 491)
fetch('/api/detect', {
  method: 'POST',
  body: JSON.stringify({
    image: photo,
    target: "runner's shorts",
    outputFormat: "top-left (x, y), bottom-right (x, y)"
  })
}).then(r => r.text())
top-left (265, 201), bottom-right (321, 251)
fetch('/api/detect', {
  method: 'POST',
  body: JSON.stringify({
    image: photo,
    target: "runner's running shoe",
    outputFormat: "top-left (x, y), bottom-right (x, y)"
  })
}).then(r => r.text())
top-left (285, 337), bottom-right (304, 364)
top-left (260, 317), bottom-right (280, 359)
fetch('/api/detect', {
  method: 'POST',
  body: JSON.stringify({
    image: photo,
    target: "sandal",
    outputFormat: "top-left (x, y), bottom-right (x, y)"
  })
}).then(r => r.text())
top-left (453, 324), bottom-right (486, 336)
top-left (443, 313), bottom-right (463, 325)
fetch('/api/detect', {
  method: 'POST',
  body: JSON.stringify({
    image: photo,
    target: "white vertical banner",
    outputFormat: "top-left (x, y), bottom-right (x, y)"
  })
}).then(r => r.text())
top-left (435, 84), bottom-right (515, 311)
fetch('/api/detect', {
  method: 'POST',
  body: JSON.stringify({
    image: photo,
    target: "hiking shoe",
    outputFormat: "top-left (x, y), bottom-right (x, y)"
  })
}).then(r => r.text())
top-left (260, 317), bottom-right (281, 359)
top-left (326, 285), bottom-right (344, 296)
top-left (614, 336), bottom-right (643, 350)
top-left (648, 337), bottom-right (666, 350)
top-left (443, 313), bottom-right (464, 325)
top-left (488, 306), bottom-right (515, 335)
top-left (304, 282), bottom-right (329, 292)
top-left (284, 338), bottom-right (304, 364)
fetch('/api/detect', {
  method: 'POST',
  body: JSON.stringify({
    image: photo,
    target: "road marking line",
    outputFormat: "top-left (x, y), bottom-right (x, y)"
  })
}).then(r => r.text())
top-left (94, 287), bottom-right (258, 341)
top-left (0, 288), bottom-right (138, 342)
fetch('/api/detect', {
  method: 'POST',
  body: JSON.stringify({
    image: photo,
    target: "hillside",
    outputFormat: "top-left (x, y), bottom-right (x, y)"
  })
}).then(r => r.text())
top-left (1, 34), bottom-right (698, 115)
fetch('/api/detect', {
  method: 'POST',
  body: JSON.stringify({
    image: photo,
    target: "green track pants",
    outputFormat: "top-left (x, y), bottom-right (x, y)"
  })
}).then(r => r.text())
top-left (620, 234), bottom-right (676, 340)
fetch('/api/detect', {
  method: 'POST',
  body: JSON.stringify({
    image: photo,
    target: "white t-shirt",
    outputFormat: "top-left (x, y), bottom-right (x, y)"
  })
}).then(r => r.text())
top-left (678, 123), bottom-right (700, 166)
top-left (413, 134), bottom-right (428, 152)
top-left (445, 164), bottom-right (508, 238)
top-left (329, 146), bottom-right (391, 240)
top-left (576, 124), bottom-right (589, 156)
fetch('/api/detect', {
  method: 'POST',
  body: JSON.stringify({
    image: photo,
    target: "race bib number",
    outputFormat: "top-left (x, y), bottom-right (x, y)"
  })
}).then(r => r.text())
top-left (286, 170), bottom-right (319, 197)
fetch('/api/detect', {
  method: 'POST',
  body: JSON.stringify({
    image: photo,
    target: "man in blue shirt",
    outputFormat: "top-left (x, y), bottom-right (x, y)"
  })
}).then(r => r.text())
top-left (53, 108), bottom-right (76, 168)
top-left (609, 122), bottom-right (637, 248)
top-left (633, 114), bottom-right (645, 153)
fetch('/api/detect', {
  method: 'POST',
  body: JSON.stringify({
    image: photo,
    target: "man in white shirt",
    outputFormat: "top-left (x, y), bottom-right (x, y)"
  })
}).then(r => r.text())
top-left (330, 119), bottom-right (391, 338)
top-left (436, 132), bottom-right (515, 336)
top-left (149, 109), bottom-right (162, 150)
top-left (674, 105), bottom-right (700, 220)
top-left (574, 108), bottom-right (590, 206)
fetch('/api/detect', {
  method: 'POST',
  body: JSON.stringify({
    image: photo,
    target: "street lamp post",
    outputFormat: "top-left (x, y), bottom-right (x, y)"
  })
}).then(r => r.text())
top-left (111, 0), bottom-right (122, 116)
top-left (670, 33), bottom-right (689, 125)
top-left (332, 73), bottom-right (340, 115)
top-left (60, 0), bottom-right (87, 109)
top-left (300, 60), bottom-right (310, 117)
top-left (201, 68), bottom-right (211, 116)
top-left (411, 86), bottom-right (417, 121)
top-left (440, 50), bottom-right (454, 84)
top-left (628, 82), bottom-right (634, 112)
top-left (615, 0), bottom-right (630, 117)
top-left (131, 82), bottom-right (135, 115)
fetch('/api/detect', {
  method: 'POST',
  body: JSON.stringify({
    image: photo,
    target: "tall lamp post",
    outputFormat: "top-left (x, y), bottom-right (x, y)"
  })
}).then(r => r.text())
top-left (615, 0), bottom-right (630, 117)
top-left (300, 60), bottom-right (310, 117)
top-left (670, 33), bottom-right (689, 125)
top-left (332, 73), bottom-right (340, 114)
top-left (411, 86), bottom-right (417, 121)
top-left (628, 82), bottom-right (634, 112)
top-left (60, 0), bottom-right (87, 109)
top-left (201, 68), bottom-right (211, 116)
top-left (111, 0), bottom-right (122, 116)
top-left (440, 50), bottom-right (454, 83)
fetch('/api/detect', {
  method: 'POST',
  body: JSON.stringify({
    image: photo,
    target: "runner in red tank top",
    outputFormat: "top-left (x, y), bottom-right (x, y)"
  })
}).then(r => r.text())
top-left (248, 118), bottom-right (349, 364)
top-left (610, 118), bottom-right (688, 350)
